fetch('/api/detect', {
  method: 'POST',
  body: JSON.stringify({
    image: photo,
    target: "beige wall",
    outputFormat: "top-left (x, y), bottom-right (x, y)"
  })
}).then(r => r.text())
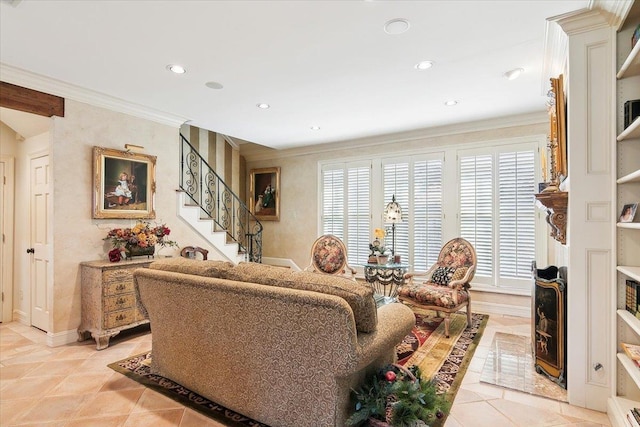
top-left (48, 100), bottom-right (211, 334)
top-left (3, 100), bottom-right (221, 336)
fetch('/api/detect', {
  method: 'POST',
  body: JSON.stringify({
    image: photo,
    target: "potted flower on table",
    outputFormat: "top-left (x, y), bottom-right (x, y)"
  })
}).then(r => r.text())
top-left (104, 221), bottom-right (177, 261)
top-left (369, 228), bottom-right (390, 264)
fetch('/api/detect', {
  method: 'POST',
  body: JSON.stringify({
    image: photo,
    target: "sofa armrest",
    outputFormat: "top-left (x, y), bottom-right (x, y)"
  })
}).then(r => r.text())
top-left (350, 303), bottom-right (415, 372)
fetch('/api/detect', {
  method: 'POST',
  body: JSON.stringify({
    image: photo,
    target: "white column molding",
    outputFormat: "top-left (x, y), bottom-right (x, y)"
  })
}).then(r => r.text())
top-left (554, 8), bottom-right (616, 411)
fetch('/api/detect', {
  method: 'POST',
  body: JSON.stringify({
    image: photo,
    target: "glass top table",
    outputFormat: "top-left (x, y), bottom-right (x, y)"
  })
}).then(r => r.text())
top-left (361, 263), bottom-right (411, 299)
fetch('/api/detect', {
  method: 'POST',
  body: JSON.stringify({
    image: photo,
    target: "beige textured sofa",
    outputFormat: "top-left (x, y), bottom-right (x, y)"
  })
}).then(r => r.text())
top-left (134, 259), bottom-right (415, 427)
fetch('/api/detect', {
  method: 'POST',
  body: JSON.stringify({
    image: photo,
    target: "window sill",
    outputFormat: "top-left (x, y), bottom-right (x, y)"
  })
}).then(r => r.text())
top-left (470, 283), bottom-right (531, 297)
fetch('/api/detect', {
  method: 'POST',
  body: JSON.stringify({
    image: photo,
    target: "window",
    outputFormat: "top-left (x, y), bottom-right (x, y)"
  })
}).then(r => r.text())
top-left (319, 137), bottom-right (542, 294)
top-left (321, 162), bottom-right (370, 265)
top-left (383, 157), bottom-right (443, 271)
top-left (458, 147), bottom-right (537, 290)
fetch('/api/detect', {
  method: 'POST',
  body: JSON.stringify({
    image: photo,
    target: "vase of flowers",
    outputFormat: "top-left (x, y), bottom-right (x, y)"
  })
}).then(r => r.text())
top-left (105, 221), bottom-right (177, 260)
top-left (369, 228), bottom-right (389, 264)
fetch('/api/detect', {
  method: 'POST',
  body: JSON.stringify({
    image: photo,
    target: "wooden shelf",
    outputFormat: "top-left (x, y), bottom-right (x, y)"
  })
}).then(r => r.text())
top-left (618, 169), bottom-right (640, 184)
top-left (608, 396), bottom-right (640, 427)
top-left (617, 41), bottom-right (640, 79)
top-left (619, 266), bottom-right (640, 282)
top-left (619, 223), bottom-right (640, 230)
top-left (619, 310), bottom-right (640, 336)
top-left (618, 352), bottom-right (640, 390)
top-left (618, 117), bottom-right (640, 142)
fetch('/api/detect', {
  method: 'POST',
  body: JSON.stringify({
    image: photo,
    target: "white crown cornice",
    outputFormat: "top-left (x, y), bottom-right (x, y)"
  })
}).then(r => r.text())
top-left (590, 0), bottom-right (635, 30)
top-left (241, 111), bottom-right (548, 162)
top-left (552, 8), bottom-right (609, 36)
top-left (0, 63), bottom-right (189, 128)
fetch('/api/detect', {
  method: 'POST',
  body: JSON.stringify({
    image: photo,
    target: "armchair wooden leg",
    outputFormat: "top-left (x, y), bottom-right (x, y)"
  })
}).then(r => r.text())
top-left (444, 314), bottom-right (451, 338)
top-left (466, 301), bottom-right (472, 327)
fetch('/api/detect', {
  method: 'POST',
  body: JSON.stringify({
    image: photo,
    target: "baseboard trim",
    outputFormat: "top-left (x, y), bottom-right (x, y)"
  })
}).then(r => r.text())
top-left (471, 301), bottom-right (531, 318)
top-left (12, 310), bottom-right (28, 325)
top-left (261, 257), bottom-right (301, 271)
top-left (46, 329), bottom-right (79, 347)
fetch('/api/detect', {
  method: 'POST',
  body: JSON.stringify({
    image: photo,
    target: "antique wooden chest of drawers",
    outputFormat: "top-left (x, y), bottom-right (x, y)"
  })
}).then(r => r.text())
top-left (77, 259), bottom-right (152, 349)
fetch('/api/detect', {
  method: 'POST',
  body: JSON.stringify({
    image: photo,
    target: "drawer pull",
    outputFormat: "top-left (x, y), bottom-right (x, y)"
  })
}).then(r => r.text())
top-left (116, 284), bottom-right (125, 291)
top-left (116, 297), bottom-right (125, 306)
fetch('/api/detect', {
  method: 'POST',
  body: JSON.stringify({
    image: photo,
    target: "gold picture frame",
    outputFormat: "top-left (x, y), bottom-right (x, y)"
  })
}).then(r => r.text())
top-left (548, 74), bottom-right (567, 184)
top-left (249, 167), bottom-right (280, 221)
top-left (92, 146), bottom-right (156, 219)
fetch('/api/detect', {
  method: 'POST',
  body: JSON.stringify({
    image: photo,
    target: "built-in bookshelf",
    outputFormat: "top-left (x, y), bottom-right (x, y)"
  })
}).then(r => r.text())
top-left (611, 2), bottom-right (640, 426)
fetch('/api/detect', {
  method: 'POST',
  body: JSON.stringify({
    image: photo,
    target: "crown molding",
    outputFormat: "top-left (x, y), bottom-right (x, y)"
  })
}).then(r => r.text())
top-left (0, 63), bottom-right (189, 128)
top-left (552, 8), bottom-right (610, 36)
top-left (590, 0), bottom-right (634, 31)
top-left (241, 111), bottom-right (548, 162)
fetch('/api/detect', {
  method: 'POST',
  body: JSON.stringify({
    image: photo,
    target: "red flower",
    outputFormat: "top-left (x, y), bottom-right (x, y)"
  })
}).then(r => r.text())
top-left (108, 248), bottom-right (122, 263)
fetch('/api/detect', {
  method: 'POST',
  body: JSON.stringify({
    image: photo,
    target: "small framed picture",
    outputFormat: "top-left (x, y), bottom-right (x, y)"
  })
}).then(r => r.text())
top-left (249, 167), bottom-right (280, 221)
top-left (619, 203), bottom-right (638, 223)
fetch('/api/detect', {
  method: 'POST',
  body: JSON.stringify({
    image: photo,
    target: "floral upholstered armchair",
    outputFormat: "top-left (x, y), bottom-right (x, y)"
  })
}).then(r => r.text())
top-left (397, 238), bottom-right (477, 337)
top-left (305, 234), bottom-right (356, 280)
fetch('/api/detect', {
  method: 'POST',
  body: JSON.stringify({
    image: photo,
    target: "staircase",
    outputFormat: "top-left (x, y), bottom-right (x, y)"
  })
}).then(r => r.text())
top-left (178, 134), bottom-right (262, 263)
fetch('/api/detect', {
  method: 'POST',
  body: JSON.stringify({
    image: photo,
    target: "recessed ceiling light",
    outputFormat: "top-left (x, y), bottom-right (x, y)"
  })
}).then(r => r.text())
top-left (444, 100), bottom-right (458, 106)
top-left (310, 126), bottom-right (321, 131)
top-left (414, 60), bottom-right (434, 70)
top-left (503, 67), bottom-right (524, 80)
top-left (257, 103), bottom-right (270, 109)
top-left (205, 81), bottom-right (224, 90)
top-left (166, 64), bottom-right (186, 74)
top-left (384, 18), bottom-right (410, 35)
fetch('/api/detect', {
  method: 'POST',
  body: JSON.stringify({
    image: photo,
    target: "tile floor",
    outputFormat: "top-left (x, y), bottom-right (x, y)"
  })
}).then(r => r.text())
top-left (0, 314), bottom-right (611, 427)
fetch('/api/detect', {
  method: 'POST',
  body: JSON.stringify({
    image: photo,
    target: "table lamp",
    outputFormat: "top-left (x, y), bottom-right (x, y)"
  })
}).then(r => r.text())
top-left (384, 194), bottom-right (402, 256)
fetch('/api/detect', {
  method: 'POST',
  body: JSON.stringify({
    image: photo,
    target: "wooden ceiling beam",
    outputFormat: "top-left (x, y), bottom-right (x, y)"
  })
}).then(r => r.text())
top-left (0, 81), bottom-right (64, 117)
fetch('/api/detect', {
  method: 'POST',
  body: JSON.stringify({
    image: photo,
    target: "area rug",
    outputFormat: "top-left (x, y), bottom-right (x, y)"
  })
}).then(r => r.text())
top-left (108, 310), bottom-right (487, 427)
top-left (480, 331), bottom-right (568, 402)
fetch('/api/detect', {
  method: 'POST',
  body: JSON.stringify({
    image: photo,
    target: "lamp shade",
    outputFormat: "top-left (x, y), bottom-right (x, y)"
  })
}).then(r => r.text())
top-left (384, 195), bottom-right (402, 223)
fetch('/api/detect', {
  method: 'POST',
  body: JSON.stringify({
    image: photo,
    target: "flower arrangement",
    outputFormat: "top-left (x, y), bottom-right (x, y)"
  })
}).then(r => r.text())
top-left (347, 364), bottom-right (449, 427)
top-left (369, 228), bottom-right (388, 255)
top-left (104, 221), bottom-right (177, 249)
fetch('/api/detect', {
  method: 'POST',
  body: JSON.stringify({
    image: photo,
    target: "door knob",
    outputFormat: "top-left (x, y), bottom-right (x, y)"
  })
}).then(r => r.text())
top-left (26, 248), bottom-right (35, 254)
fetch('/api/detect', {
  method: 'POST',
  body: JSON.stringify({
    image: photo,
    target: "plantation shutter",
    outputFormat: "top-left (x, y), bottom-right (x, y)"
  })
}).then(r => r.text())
top-left (321, 163), bottom-right (371, 265)
top-left (459, 154), bottom-right (494, 277)
top-left (383, 162), bottom-right (409, 262)
top-left (498, 151), bottom-right (536, 279)
top-left (346, 165), bottom-right (371, 265)
top-left (321, 167), bottom-right (344, 237)
top-left (413, 159), bottom-right (443, 270)
top-left (382, 157), bottom-right (443, 271)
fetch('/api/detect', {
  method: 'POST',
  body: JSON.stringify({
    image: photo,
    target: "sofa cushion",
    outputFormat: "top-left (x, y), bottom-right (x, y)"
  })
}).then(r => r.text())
top-left (149, 258), bottom-right (235, 278)
top-left (223, 262), bottom-right (377, 332)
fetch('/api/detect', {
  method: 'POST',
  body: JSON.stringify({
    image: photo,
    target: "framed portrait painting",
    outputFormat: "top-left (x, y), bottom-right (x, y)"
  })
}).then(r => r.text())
top-left (250, 167), bottom-right (280, 221)
top-left (92, 146), bottom-right (156, 219)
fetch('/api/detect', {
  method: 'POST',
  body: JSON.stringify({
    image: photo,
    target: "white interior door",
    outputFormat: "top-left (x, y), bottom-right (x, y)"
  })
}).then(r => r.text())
top-left (30, 154), bottom-right (52, 332)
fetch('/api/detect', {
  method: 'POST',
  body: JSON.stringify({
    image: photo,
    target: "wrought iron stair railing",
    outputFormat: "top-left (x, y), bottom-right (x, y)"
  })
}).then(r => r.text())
top-left (179, 134), bottom-right (262, 262)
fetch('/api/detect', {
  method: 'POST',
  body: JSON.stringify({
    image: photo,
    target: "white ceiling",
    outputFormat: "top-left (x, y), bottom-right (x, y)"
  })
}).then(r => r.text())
top-left (0, 0), bottom-right (590, 150)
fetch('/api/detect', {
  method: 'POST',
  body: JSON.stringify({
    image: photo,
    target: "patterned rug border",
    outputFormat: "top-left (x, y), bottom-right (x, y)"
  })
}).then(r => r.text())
top-left (107, 312), bottom-right (489, 427)
top-left (413, 312), bottom-right (489, 427)
top-left (107, 354), bottom-right (267, 427)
